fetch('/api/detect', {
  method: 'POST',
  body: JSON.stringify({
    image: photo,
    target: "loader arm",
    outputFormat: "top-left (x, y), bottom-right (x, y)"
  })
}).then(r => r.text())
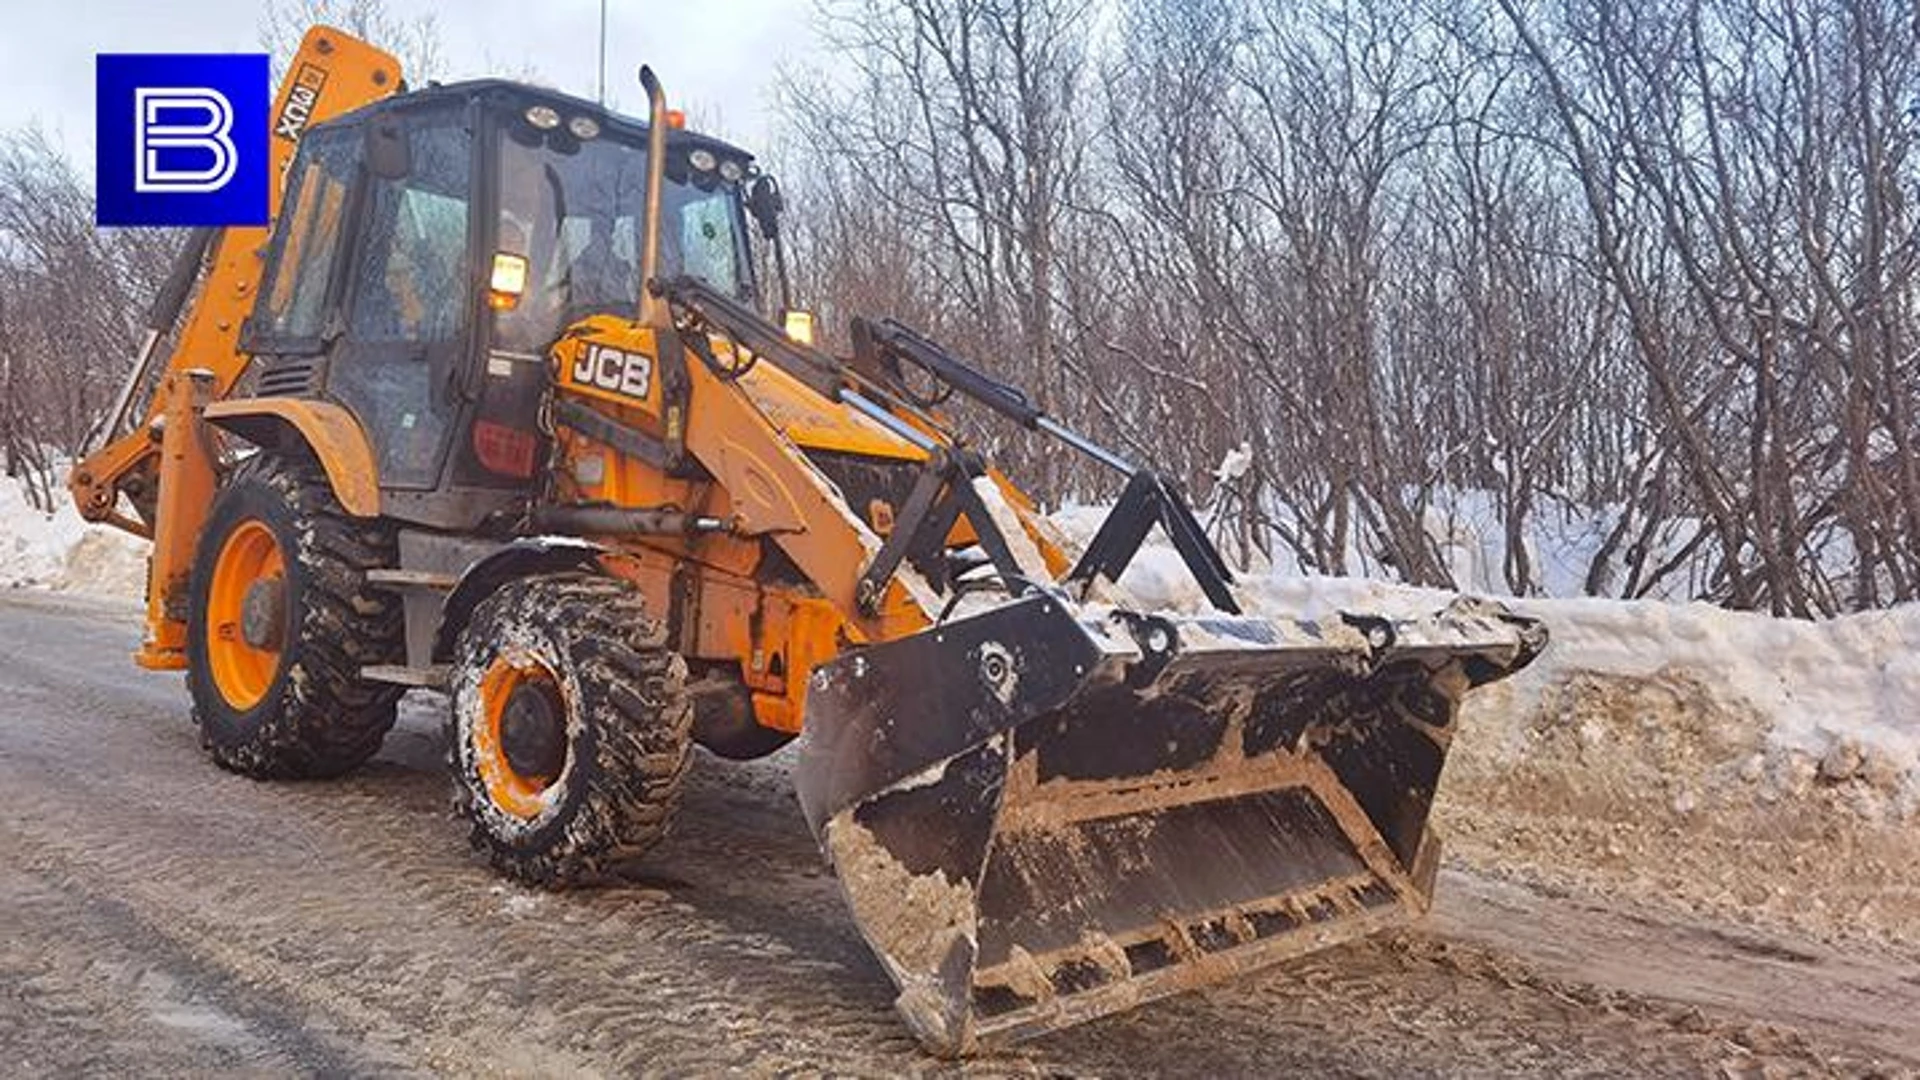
top-left (636, 278), bottom-right (1547, 1056)
top-left (650, 276), bottom-right (1077, 597)
top-left (68, 27), bottom-right (402, 669)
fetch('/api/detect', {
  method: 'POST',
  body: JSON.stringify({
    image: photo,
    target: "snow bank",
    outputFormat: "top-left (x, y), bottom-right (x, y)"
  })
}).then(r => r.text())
top-left (0, 472), bottom-right (148, 597)
top-left (1256, 579), bottom-right (1918, 812)
top-left (1048, 506), bottom-right (1920, 811)
top-left (1049, 504), bottom-right (1919, 941)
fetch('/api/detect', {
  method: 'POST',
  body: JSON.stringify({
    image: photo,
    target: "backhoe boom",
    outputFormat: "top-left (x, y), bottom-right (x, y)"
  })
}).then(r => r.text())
top-left (69, 27), bottom-right (402, 668)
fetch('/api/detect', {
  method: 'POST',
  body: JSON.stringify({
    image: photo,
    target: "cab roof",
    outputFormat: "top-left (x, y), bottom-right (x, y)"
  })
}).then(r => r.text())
top-left (308, 77), bottom-right (756, 165)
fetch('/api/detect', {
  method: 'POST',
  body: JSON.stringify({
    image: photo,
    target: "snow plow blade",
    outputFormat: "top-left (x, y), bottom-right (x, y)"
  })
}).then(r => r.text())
top-left (795, 592), bottom-right (1545, 1055)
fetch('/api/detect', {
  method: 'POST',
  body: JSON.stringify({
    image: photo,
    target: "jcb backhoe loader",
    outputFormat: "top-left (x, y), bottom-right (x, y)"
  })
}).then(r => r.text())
top-left (73, 26), bottom-right (1545, 1054)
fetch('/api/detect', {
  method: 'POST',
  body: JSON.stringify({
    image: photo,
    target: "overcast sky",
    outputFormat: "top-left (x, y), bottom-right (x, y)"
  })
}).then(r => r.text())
top-left (0, 0), bottom-right (819, 157)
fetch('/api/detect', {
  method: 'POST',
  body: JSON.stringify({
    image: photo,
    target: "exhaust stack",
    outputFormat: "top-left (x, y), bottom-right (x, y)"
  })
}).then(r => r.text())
top-left (637, 65), bottom-right (669, 329)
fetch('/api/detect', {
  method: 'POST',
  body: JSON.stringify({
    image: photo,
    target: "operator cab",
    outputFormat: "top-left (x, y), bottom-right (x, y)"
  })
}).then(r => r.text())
top-left (241, 79), bottom-right (760, 530)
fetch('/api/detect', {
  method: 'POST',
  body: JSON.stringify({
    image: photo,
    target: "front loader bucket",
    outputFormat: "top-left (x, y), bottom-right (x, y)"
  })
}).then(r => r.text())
top-left (794, 592), bottom-right (1545, 1055)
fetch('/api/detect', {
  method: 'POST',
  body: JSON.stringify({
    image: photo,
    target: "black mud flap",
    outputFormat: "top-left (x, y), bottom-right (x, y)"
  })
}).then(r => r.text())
top-left (794, 593), bottom-right (1546, 1055)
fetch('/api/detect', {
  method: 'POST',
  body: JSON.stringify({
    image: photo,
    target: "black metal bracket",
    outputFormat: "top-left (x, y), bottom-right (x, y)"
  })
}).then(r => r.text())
top-left (1067, 471), bottom-right (1240, 615)
top-left (552, 398), bottom-right (671, 470)
top-left (853, 318), bottom-right (1242, 616)
top-left (653, 275), bottom-right (847, 402)
top-left (1109, 609), bottom-right (1181, 686)
top-left (855, 448), bottom-right (1034, 615)
top-left (650, 294), bottom-right (1243, 618)
top-left (852, 316), bottom-right (1044, 429)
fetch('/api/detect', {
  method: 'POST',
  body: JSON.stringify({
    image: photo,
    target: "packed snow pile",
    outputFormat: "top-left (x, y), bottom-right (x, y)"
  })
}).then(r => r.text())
top-left (1052, 499), bottom-right (1920, 795)
top-left (1052, 505), bottom-right (1920, 945)
top-left (1053, 503), bottom-right (1919, 806)
top-left (0, 472), bottom-right (148, 597)
top-left (1258, 579), bottom-right (1919, 810)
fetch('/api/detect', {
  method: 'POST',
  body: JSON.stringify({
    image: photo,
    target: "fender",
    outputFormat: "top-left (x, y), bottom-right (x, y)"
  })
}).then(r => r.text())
top-left (431, 538), bottom-right (606, 663)
top-left (205, 398), bottom-right (381, 517)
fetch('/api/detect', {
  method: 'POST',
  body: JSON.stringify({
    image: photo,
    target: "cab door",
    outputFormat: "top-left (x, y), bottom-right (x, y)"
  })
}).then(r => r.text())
top-left (326, 103), bottom-right (477, 492)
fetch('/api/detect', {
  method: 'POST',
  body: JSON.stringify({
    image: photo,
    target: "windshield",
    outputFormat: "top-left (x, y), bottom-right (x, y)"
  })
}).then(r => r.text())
top-left (493, 120), bottom-right (753, 353)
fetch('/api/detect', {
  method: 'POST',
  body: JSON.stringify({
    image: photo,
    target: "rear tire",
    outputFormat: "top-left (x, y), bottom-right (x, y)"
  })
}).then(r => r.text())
top-left (447, 573), bottom-right (693, 886)
top-left (186, 452), bottom-right (404, 778)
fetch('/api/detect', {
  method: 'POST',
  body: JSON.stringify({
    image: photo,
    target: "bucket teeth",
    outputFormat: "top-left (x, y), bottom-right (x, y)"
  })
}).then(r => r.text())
top-left (796, 593), bottom-right (1544, 1055)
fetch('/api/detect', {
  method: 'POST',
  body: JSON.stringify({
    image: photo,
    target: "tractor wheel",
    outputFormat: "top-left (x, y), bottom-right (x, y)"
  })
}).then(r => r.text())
top-left (186, 452), bottom-right (404, 778)
top-left (447, 573), bottom-right (693, 886)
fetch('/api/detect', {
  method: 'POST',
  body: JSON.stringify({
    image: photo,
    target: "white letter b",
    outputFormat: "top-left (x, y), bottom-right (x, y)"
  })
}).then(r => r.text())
top-left (134, 88), bottom-right (238, 194)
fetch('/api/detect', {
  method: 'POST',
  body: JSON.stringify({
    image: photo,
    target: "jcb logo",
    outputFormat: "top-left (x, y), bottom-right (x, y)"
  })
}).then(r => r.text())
top-left (571, 344), bottom-right (654, 403)
top-left (96, 53), bottom-right (268, 226)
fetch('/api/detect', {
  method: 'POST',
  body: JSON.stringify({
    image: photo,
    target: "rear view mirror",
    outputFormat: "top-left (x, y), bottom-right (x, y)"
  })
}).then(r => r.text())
top-left (746, 174), bottom-right (784, 241)
top-left (365, 119), bottom-right (411, 180)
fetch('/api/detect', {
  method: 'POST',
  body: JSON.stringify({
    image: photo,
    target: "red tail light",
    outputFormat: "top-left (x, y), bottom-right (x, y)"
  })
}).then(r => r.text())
top-left (473, 420), bottom-right (538, 478)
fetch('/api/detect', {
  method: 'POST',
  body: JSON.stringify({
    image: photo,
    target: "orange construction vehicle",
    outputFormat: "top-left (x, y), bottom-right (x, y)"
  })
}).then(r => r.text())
top-left (72, 26), bottom-right (1545, 1054)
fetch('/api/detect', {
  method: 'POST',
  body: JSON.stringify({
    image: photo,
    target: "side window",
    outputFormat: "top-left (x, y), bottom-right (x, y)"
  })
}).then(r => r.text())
top-left (348, 119), bottom-right (472, 342)
top-left (675, 195), bottom-right (738, 296)
top-left (257, 130), bottom-right (355, 341)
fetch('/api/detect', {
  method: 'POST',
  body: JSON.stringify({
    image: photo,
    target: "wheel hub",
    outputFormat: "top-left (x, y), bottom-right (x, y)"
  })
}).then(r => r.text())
top-left (499, 679), bottom-right (567, 783)
top-left (240, 579), bottom-right (286, 650)
top-left (205, 518), bottom-right (288, 712)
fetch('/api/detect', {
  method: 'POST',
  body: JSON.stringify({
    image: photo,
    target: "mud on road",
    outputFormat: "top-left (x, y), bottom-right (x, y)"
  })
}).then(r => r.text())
top-left (2, 591), bottom-right (1916, 1076)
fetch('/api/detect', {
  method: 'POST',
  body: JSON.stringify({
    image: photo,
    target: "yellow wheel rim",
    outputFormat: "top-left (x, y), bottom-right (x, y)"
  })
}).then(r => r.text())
top-left (476, 654), bottom-right (565, 819)
top-left (205, 519), bottom-right (286, 711)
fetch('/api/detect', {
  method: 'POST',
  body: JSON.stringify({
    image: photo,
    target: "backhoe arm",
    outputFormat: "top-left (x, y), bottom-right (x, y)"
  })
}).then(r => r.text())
top-left (68, 27), bottom-right (402, 668)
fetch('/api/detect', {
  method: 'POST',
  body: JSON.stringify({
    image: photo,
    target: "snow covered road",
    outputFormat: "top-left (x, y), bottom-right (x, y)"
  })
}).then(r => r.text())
top-left (1, 591), bottom-right (1915, 1075)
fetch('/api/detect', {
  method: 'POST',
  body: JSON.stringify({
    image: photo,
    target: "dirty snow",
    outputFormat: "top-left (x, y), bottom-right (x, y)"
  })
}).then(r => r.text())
top-left (1250, 576), bottom-right (1919, 806)
top-left (0, 472), bottom-right (148, 597)
top-left (1049, 503), bottom-right (1920, 807)
top-left (1049, 504), bottom-right (1920, 946)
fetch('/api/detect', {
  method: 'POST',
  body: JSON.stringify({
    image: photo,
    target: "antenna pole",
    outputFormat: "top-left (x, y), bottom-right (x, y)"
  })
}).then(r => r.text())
top-left (597, 0), bottom-right (609, 105)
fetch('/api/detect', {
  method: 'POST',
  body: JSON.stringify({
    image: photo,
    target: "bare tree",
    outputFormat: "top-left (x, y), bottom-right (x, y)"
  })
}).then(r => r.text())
top-left (780, 0), bottom-right (1099, 495)
top-left (0, 130), bottom-right (175, 509)
top-left (771, 0), bottom-right (1919, 612)
top-left (1493, 0), bottom-right (1920, 613)
top-left (260, 0), bottom-right (443, 82)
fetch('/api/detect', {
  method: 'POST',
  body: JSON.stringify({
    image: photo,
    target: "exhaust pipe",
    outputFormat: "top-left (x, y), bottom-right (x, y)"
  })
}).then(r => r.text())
top-left (637, 65), bottom-right (669, 329)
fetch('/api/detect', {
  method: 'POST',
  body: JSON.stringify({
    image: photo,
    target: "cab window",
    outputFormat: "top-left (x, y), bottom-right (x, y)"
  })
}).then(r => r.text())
top-left (493, 119), bottom-right (752, 354)
top-left (256, 128), bottom-right (355, 343)
top-left (348, 119), bottom-right (473, 342)
top-left (674, 193), bottom-right (740, 297)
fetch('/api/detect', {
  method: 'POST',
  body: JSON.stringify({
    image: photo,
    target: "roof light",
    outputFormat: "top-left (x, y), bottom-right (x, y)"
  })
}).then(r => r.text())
top-left (568, 115), bottom-right (601, 140)
top-left (524, 105), bottom-right (561, 130)
top-left (689, 148), bottom-right (716, 172)
top-left (719, 160), bottom-right (743, 182)
top-left (665, 109), bottom-right (687, 129)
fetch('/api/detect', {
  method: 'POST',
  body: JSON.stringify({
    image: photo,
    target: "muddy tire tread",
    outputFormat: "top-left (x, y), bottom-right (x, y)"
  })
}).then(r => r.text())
top-left (189, 452), bottom-right (403, 779)
top-left (448, 573), bottom-right (693, 887)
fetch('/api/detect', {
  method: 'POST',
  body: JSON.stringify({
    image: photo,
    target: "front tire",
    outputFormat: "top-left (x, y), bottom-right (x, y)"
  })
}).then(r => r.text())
top-left (448, 573), bottom-right (693, 886)
top-left (186, 452), bottom-right (404, 778)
